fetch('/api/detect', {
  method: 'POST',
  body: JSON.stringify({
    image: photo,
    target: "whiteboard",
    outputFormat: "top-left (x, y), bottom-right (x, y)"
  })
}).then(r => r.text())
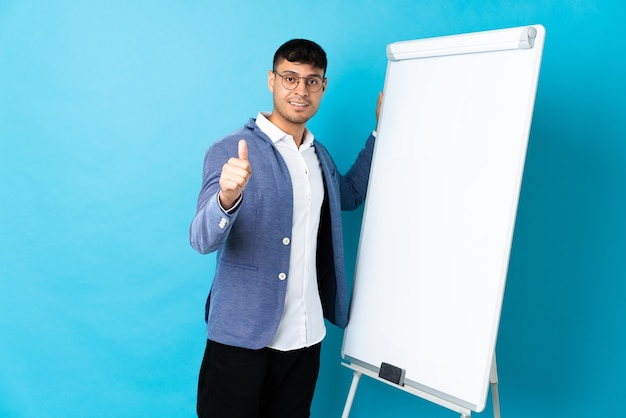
top-left (342, 25), bottom-right (545, 413)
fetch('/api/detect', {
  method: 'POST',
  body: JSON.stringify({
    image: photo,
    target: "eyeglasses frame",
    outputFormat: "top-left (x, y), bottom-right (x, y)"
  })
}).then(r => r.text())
top-left (273, 70), bottom-right (327, 93)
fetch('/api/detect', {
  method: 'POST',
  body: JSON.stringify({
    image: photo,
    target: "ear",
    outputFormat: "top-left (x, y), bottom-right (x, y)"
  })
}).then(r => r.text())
top-left (268, 70), bottom-right (275, 93)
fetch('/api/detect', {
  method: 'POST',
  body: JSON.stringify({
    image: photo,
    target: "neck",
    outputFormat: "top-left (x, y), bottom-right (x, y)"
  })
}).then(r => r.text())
top-left (268, 114), bottom-right (306, 148)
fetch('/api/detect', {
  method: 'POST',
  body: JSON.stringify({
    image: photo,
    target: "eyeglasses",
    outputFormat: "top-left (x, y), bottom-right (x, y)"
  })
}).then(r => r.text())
top-left (273, 70), bottom-right (326, 93)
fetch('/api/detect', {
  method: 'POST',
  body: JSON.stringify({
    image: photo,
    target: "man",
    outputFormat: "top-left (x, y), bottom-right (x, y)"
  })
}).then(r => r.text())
top-left (190, 38), bottom-right (381, 418)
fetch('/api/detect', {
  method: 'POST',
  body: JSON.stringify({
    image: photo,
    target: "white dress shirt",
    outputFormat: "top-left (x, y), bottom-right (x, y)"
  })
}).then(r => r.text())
top-left (256, 112), bottom-right (326, 351)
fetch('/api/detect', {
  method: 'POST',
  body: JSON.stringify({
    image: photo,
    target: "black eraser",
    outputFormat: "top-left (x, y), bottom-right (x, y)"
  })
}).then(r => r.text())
top-left (379, 362), bottom-right (406, 386)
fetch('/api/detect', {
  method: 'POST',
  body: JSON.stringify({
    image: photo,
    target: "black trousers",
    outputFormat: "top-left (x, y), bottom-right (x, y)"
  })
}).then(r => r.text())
top-left (197, 339), bottom-right (321, 418)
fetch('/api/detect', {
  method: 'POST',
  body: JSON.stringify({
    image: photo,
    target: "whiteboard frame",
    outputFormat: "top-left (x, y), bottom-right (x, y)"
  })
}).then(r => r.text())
top-left (341, 24), bottom-right (545, 414)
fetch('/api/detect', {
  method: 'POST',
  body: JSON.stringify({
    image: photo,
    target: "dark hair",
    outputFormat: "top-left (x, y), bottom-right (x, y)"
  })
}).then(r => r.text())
top-left (273, 39), bottom-right (327, 74)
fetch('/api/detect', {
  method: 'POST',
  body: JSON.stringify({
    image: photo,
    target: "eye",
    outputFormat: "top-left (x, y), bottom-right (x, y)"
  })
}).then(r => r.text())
top-left (285, 76), bottom-right (297, 83)
top-left (307, 78), bottom-right (319, 86)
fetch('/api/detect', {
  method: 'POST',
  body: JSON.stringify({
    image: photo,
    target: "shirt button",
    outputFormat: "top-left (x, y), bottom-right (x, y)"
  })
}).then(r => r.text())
top-left (218, 218), bottom-right (227, 229)
top-left (278, 273), bottom-right (287, 281)
top-left (282, 237), bottom-right (290, 245)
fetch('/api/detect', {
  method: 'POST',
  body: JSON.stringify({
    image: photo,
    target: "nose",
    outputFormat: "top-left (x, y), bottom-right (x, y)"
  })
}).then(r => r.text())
top-left (294, 79), bottom-right (309, 95)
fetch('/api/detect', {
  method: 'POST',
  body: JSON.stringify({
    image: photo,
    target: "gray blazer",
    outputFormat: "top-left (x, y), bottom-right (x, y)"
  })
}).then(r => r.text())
top-left (190, 118), bottom-right (375, 349)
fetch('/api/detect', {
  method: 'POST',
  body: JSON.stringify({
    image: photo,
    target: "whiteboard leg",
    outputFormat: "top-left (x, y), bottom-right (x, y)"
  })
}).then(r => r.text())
top-left (491, 383), bottom-right (501, 418)
top-left (342, 371), bottom-right (362, 418)
top-left (490, 353), bottom-right (501, 418)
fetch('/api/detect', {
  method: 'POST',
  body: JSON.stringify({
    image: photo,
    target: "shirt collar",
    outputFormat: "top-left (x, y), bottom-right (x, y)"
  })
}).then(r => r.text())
top-left (256, 112), bottom-right (315, 149)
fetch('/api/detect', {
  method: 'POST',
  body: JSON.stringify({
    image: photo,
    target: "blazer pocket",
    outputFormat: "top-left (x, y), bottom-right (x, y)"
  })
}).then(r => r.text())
top-left (218, 258), bottom-right (259, 272)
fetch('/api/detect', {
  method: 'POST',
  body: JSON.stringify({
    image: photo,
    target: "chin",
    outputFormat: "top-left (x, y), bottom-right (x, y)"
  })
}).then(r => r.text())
top-left (287, 114), bottom-right (314, 125)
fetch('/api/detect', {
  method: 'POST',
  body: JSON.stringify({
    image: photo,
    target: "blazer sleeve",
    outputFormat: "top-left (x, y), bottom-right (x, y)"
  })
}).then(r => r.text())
top-left (339, 133), bottom-right (376, 211)
top-left (189, 139), bottom-right (242, 254)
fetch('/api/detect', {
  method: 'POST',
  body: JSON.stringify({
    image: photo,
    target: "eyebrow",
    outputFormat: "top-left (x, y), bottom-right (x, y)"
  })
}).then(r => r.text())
top-left (281, 70), bottom-right (325, 79)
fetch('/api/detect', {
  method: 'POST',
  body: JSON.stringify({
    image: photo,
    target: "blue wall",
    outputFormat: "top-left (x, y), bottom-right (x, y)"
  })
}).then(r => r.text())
top-left (1, 1), bottom-right (624, 417)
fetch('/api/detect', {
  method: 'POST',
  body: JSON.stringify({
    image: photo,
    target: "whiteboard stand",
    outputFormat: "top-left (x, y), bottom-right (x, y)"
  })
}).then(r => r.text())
top-left (340, 366), bottom-right (362, 418)
top-left (341, 352), bottom-right (501, 417)
top-left (340, 23), bottom-right (545, 418)
top-left (490, 354), bottom-right (501, 418)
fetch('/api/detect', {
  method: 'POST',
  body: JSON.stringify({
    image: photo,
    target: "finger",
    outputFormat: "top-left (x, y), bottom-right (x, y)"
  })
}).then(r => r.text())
top-left (376, 91), bottom-right (383, 127)
top-left (238, 139), bottom-right (248, 161)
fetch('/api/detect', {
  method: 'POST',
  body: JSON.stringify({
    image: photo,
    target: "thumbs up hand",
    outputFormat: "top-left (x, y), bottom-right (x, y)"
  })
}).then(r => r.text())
top-left (219, 139), bottom-right (252, 210)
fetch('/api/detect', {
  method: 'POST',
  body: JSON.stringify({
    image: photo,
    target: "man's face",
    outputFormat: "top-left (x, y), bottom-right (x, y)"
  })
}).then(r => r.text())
top-left (268, 60), bottom-right (327, 132)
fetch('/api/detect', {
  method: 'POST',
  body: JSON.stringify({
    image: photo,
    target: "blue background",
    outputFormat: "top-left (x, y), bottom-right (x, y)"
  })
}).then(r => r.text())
top-left (1, 1), bottom-right (624, 417)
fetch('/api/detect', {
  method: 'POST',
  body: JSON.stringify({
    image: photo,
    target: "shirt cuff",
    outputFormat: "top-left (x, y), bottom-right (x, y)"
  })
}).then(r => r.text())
top-left (218, 192), bottom-right (243, 214)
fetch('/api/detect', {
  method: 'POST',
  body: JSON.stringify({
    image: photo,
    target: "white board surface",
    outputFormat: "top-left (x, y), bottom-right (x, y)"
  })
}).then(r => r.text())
top-left (341, 25), bottom-right (545, 413)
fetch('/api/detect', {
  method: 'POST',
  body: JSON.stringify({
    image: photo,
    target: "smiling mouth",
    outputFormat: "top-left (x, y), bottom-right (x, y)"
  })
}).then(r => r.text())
top-left (289, 100), bottom-right (308, 108)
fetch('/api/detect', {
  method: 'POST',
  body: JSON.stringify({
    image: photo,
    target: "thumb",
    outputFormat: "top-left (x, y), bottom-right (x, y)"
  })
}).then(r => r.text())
top-left (238, 139), bottom-right (248, 160)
